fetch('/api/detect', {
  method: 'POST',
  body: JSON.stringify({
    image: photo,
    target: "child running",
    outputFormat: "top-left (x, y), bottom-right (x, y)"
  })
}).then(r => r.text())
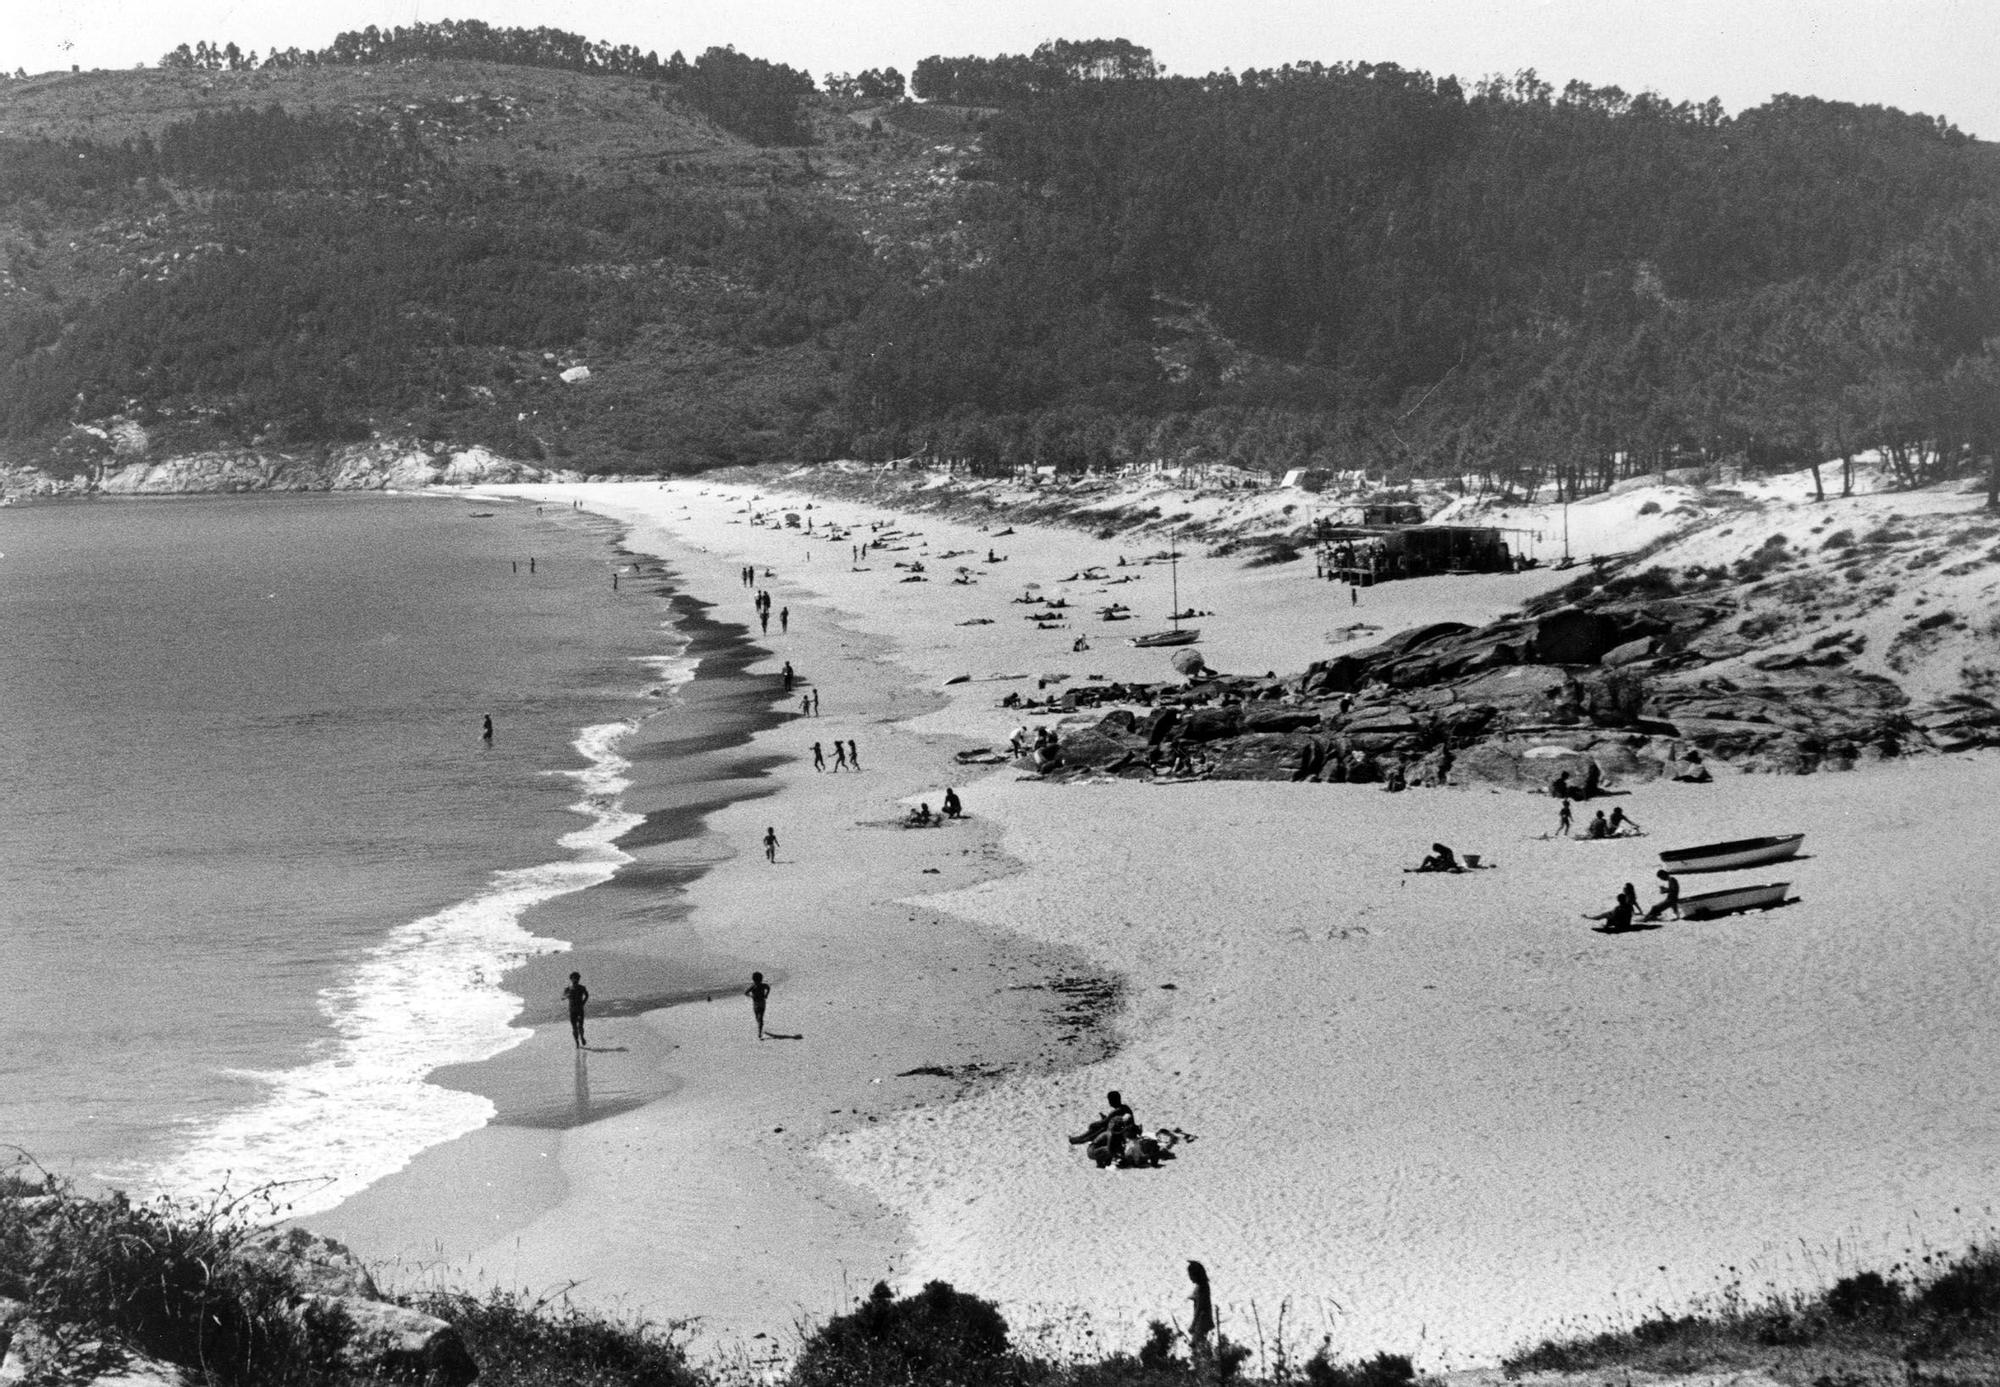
top-left (746, 971), bottom-right (772, 1040)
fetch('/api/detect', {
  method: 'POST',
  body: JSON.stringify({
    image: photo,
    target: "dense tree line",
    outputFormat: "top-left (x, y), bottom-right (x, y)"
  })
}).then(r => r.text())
top-left (159, 21), bottom-right (816, 147)
top-left (0, 99), bottom-right (875, 461)
top-left (16, 43), bottom-right (2000, 487)
top-left (911, 39), bottom-right (1160, 106)
top-left (842, 61), bottom-right (2000, 495)
top-left (681, 47), bottom-right (816, 145)
top-left (822, 68), bottom-right (906, 102)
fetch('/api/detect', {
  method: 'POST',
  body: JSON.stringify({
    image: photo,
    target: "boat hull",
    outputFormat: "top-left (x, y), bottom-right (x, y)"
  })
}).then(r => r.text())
top-left (1132, 628), bottom-right (1201, 647)
top-left (1679, 882), bottom-right (1792, 919)
top-left (1659, 833), bottom-right (1803, 874)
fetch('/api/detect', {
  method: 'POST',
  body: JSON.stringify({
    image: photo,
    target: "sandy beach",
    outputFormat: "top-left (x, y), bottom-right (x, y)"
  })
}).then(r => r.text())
top-left (313, 471), bottom-right (2000, 1370)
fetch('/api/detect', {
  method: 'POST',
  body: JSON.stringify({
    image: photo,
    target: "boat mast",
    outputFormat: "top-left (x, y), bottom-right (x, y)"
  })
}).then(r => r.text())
top-left (1170, 526), bottom-right (1180, 630)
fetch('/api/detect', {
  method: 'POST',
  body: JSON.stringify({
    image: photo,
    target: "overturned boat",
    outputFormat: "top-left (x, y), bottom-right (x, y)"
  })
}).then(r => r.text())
top-left (1659, 833), bottom-right (1804, 875)
top-left (1678, 881), bottom-right (1794, 919)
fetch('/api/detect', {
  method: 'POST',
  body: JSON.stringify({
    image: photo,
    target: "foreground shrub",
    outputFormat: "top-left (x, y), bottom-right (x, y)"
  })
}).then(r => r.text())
top-left (1301, 1349), bottom-right (1413, 1387)
top-left (792, 1280), bottom-right (1021, 1387)
top-left (1506, 1245), bottom-right (2000, 1377)
top-left (411, 1289), bottom-right (700, 1387)
top-left (0, 1172), bottom-right (346, 1385)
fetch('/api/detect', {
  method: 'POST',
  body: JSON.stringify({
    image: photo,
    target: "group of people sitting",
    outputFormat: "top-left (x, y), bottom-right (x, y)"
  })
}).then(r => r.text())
top-left (1549, 761), bottom-right (1605, 801)
top-left (1587, 870), bottom-right (1682, 931)
top-left (905, 787), bottom-right (965, 827)
top-left (1067, 1090), bottom-right (1181, 1170)
top-left (1575, 806), bottom-right (1641, 839)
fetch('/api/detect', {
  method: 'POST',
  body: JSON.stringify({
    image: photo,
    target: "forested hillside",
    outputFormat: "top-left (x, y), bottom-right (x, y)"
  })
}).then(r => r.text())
top-left (0, 26), bottom-right (1995, 489)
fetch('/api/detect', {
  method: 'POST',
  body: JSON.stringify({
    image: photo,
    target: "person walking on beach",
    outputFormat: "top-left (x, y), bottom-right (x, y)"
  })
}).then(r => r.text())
top-left (830, 741), bottom-right (848, 772)
top-left (783, 661), bottom-right (795, 692)
top-left (1186, 1261), bottom-right (1215, 1362)
top-left (812, 742), bottom-right (826, 772)
top-left (763, 826), bottom-right (779, 863)
top-left (780, 606), bottom-right (790, 633)
top-left (562, 972), bottom-right (589, 1048)
top-left (1645, 868), bottom-right (1681, 921)
top-left (746, 971), bottom-right (772, 1039)
top-left (759, 607), bottom-right (770, 635)
top-left (482, 714), bottom-right (494, 746)
top-left (847, 739), bottom-right (860, 771)
top-left (810, 689), bottom-right (820, 716)
top-left (1556, 796), bottom-right (1572, 838)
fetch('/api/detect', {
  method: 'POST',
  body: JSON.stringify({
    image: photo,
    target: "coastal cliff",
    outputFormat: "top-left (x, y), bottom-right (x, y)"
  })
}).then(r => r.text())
top-left (0, 440), bottom-right (578, 500)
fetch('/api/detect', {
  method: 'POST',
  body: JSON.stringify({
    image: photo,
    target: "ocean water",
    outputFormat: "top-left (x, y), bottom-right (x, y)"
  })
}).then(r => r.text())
top-left (0, 493), bottom-right (693, 1213)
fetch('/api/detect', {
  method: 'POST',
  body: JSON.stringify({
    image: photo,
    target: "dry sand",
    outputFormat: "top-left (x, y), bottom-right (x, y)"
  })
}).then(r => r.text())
top-left (319, 472), bottom-right (2000, 1370)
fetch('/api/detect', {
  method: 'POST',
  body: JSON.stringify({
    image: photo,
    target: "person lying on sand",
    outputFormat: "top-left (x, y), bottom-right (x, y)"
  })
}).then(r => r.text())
top-left (1112, 1122), bottom-right (1181, 1169)
top-left (1087, 1109), bottom-right (1143, 1168)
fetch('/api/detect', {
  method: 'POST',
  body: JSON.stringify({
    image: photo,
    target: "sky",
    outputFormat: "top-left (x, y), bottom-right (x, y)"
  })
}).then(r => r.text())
top-left (6, 0), bottom-right (1998, 139)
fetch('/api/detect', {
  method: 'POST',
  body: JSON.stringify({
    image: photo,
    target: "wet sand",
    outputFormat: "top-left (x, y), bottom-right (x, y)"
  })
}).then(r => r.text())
top-left (315, 475), bottom-right (2000, 1368)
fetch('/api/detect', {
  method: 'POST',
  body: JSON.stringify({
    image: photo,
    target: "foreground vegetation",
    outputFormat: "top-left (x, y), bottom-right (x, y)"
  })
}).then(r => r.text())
top-left (4, 1162), bottom-right (2000, 1385)
top-left (2, 21), bottom-right (1997, 488)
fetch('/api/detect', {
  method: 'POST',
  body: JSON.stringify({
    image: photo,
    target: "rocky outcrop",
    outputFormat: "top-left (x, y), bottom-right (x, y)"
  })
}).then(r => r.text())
top-left (0, 1325), bottom-right (188, 1386)
top-left (2, 441), bottom-right (577, 500)
top-left (0, 1196), bottom-right (476, 1387)
top-left (312, 1296), bottom-right (477, 1385)
top-left (1041, 584), bottom-right (1970, 786)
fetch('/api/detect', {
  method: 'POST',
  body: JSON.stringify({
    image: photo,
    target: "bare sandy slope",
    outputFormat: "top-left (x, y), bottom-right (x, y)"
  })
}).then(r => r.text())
top-left (356, 471), bottom-right (2000, 1369)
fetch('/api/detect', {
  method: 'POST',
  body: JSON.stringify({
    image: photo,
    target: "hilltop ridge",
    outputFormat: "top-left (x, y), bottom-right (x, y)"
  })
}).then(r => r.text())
top-left (1, 35), bottom-right (1996, 492)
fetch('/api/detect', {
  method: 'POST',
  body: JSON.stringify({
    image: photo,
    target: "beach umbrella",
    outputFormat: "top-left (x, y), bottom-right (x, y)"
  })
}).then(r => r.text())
top-left (1170, 649), bottom-right (1208, 677)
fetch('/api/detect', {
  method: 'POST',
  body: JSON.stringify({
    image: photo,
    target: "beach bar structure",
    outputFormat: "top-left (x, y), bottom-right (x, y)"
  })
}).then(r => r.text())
top-left (1314, 518), bottom-right (1514, 585)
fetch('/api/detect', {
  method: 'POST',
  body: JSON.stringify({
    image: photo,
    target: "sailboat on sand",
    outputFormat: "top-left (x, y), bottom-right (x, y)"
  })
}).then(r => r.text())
top-left (1131, 531), bottom-right (1201, 647)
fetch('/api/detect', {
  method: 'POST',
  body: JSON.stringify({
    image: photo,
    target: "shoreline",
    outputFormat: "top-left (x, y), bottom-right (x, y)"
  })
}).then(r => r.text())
top-left (308, 496), bottom-right (1116, 1357)
top-left (313, 474), bottom-right (2000, 1370)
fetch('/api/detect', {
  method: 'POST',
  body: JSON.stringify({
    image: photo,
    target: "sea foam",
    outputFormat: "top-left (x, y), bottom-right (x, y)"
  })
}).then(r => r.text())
top-left (140, 718), bottom-right (648, 1219)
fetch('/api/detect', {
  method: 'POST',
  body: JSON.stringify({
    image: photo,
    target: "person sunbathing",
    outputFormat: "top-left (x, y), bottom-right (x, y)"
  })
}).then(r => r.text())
top-left (906, 803), bottom-right (934, 826)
